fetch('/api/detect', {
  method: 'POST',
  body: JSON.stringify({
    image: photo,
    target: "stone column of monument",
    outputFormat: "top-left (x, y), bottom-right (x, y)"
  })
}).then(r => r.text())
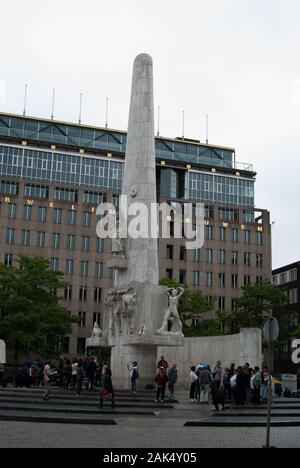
top-left (106, 54), bottom-right (184, 389)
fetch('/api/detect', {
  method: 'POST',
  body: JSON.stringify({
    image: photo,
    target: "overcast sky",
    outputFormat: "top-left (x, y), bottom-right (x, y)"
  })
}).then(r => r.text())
top-left (0, 0), bottom-right (299, 269)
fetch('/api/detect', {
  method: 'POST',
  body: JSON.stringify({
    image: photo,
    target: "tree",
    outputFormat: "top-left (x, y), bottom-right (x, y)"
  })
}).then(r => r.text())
top-left (230, 280), bottom-right (289, 329)
top-left (0, 256), bottom-right (77, 377)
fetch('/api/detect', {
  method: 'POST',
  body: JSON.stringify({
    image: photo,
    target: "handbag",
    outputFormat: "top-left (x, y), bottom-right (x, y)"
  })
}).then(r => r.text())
top-left (100, 387), bottom-right (109, 396)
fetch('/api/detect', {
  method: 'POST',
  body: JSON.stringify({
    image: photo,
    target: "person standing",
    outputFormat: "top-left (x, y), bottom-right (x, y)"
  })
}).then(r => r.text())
top-left (261, 366), bottom-right (270, 402)
top-left (155, 367), bottom-right (168, 403)
top-left (99, 366), bottom-right (115, 409)
top-left (236, 366), bottom-right (247, 405)
top-left (189, 366), bottom-right (198, 402)
top-left (199, 364), bottom-right (212, 404)
top-left (223, 367), bottom-right (231, 401)
top-left (212, 361), bottom-right (222, 391)
top-left (86, 356), bottom-right (97, 392)
top-left (212, 385), bottom-right (225, 411)
top-left (157, 356), bottom-right (169, 370)
top-left (76, 360), bottom-right (84, 396)
top-left (127, 361), bottom-right (139, 394)
top-left (167, 364), bottom-right (178, 400)
top-left (42, 361), bottom-right (52, 401)
top-left (0, 362), bottom-right (4, 387)
top-left (251, 366), bottom-right (262, 405)
top-left (71, 357), bottom-right (78, 390)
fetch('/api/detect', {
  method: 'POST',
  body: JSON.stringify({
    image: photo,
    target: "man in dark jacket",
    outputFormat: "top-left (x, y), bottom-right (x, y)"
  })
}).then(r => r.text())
top-left (157, 356), bottom-right (168, 370)
top-left (212, 385), bottom-right (225, 411)
top-left (199, 364), bottom-right (213, 404)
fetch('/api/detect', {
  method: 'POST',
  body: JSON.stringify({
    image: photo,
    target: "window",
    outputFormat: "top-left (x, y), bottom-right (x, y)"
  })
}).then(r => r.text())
top-left (218, 297), bottom-right (225, 311)
top-left (8, 203), bottom-right (17, 219)
top-left (179, 270), bottom-right (186, 284)
top-left (220, 227), bottom-right (226, 241)
top-left (52, 233), bottom-right (60, 249)
top-left (94, 287), bottom-right (102, 303)
top-left (65, 260), bottom-right (74, 276)
top-left (23, 205), bottom-right (32, 221)
top-left (83, 211), bottom-right (91, 227)
top-left (79, 286), bottom-right (87, 302)
top-left (51, 258), bottom-right (59, 271)
top-left (290, 269), bottom-right (297, 282)
top-left (256, 254), bottom-right (263, 268)
top-left (38, 207), bottom-right (47, 223)
top-left (24, 184), bottom-right (48, 199)
top-left (180, 246), bottom-right (186, 261)
top-left (206, 249), bottom-right (213, 264)
top-left (64, 285), bottom-right (72, 300)
top-left (95, 262), bottom-right (103, 278)
top-left (206, 272), bottom-right (213, 287)
top-left (6, 228), bottom-right (15, 244)
top-left (68, 210), bottom-right (76, 225)
top-left (54, 208), bottom-right (62, 224)
top-left (256, 231), bottom-right (263, 246)
top-left (205, 225), bottom-right (213, 240)
top-left (256, 276), bottom-right (263, 284)
top-left (232, 228), bottom-right (238, 243)
top-left (166, 269), bottom-right (173, 279)
top-left (192, 319), bottom-right (199, 326)
top-left (82, 236), bottom-right (90, 252)
top-left (21, 230), bottom-right (30, 246)
top-left (108, 268), bottom-right (115, 280)
top-left (232, 274), bottom-right (238, 289)
top-left (166, 245), bottom-right (174, 259)
top-left (219, 250), bottom-right (225, 265)
top-left (80, 261), bottom-right (89, 276)
top-left (93, 313), bottom-right (101, 327)
top-left (193, 249), bottom-right (200, 262)
top-left (219, 273), bottom-right (225, 288)
top-left (84, 191), bottom-right (106, 205)
top-left (78, 311), bottom-right (86, 327)
top-left (36, 231), bottom-right (45, 247)
top-left (4, 254), bottom-right (13, 267)
top-left (244, 230), bottom-right (251, 244)
top-left (231, 251), bottom-right (238, 266)
top-left (54, 187), bottom-right (77, 202)
top-left (193, 271), bottom-right (200, 286)
top-left (244, 275), bottom-right (251, 286)
top-left (289, 289), bottom-right (298, 305)
top-left (244, 252), bottom-right (251, 267)
top-left (67, 234), bottom-right (75, 250)
top-left (96, 238), bottom-right (104, 253)
top-left (77, 337), bottom-right (86, 354)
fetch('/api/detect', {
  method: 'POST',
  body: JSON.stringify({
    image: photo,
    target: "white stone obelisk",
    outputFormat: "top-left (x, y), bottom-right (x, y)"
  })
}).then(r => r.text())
top-left (116, 53), bottom-right (159, 288)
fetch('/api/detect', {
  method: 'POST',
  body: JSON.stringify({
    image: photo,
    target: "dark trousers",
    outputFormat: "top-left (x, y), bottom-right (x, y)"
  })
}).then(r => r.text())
top-left (100, 396), bottom-right (115, 408)
top-left (156, 388), bottom-right (165, 401)
top-left (253, 387), bottom-right (261, 405)
top-left (190, 382), bottom-right (196, 400)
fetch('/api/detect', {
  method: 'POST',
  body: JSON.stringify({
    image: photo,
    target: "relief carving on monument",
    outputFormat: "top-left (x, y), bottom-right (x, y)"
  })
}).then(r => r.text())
top-left (105, 285), bottom-right (137, 336)
top-left (157, 287), bottom-right (184, 337)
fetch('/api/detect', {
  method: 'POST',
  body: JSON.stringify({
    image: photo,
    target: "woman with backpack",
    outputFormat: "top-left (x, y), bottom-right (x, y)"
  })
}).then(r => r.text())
top-left (127, 361), bottom-right (139, 394)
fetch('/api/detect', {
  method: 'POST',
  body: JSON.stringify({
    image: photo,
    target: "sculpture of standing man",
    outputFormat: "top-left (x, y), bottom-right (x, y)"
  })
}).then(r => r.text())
top-left (157, 287), bottom-right (184, 337)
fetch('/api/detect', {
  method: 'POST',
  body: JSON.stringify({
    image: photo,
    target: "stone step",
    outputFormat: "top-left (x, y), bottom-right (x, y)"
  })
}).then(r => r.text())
top-left (184, 417), bottom-right (300, 427)
top-left (0, 402), bottom-right (158, 416)
top-left (0, 409), bottom-right (117, 425)
top-left (0, 396), bottom-right (175, 409)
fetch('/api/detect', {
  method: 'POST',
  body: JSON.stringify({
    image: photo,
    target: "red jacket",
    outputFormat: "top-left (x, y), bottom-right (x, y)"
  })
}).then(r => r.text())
top-left (155, 373), bottom-right (168, 389)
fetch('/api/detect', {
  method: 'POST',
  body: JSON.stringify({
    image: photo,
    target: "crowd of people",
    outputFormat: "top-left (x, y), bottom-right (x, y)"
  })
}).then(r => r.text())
top-left (189, 361), bottom-right (273, 410)
top-left (0, 355), bottom-right (282, 410)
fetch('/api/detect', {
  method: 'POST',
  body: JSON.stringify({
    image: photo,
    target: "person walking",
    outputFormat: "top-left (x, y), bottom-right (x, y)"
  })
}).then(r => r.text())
top-left (76, 360), bottom-right (84, 396)
top-left (167, 364), bottom-right (178, 400)
top-left (127, 361), bottom-right (139, 394)
top-left (189, 366), bottom-right (198, 402)
top-left (199, 364), bottom-right (212, 404)
top-left (99, 366), bottom-right (115, 409)
top-left (42, 361), bottom-right (52, 401)
top-left (155, 367), bottom-right (168, 403)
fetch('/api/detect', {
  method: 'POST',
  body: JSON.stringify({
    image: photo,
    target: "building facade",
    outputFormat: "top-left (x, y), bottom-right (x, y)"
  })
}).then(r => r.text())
top-left (272, 261), bottom-right (300, 373)
top-left (0, 112), bottom-right (272, 355)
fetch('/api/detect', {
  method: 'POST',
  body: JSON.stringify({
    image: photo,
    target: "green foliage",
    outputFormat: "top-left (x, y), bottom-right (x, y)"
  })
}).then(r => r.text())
top-left (179, 289), bottom-right (215, 321)
top-left (159, 278), bottom-right (183, 289)
top-left (183, 318), bottom-right (224, 337)
top-left (0, 256), bottom-right (77, 361)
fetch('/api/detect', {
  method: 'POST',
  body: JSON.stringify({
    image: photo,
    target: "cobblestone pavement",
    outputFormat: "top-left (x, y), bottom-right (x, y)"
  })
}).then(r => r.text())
top-left (0, 419), bottom-right (299, 448)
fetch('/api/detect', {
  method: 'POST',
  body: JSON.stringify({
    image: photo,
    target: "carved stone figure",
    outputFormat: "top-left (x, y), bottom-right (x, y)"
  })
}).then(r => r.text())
top-left (111, 220), bottom-right (126, 257)
top-left (92, 322), bottom-right (103, 338)
top-left (105, 289), bottom-right (117, 336)
top-left (157, 287), bottom-right (184, 336)
top-left (138, 324), bottom-right (147, 336)
top-left (120, 286), bottom-right (137, 335)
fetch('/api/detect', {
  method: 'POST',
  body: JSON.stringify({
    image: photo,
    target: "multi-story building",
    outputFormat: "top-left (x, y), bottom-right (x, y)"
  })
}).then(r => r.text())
top-left (0, 112), bottom-right (272, 355)
top-left (272, 262), bottom-right (300, 373)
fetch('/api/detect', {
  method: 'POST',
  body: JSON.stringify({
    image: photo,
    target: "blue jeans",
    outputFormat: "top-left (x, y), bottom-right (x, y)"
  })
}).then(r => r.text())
top-left (131, 378), bottom-right (137, 393)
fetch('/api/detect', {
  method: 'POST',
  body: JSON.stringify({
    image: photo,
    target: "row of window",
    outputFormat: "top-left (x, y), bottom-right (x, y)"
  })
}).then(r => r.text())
top-left (165, 268), bottom-right (263, 288)
top-left (166, 245), bottom-right (264, 266)
top-left (5, 228), bottom-right (105, 252)
top-left (272, 268), bottom-right (298, 286)
top-left (205, 226), bottom-right (262, 244)
top-left (64, 285), bottom-right (103, 303)
top-left (6, 203), bottom-right (94, 226)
